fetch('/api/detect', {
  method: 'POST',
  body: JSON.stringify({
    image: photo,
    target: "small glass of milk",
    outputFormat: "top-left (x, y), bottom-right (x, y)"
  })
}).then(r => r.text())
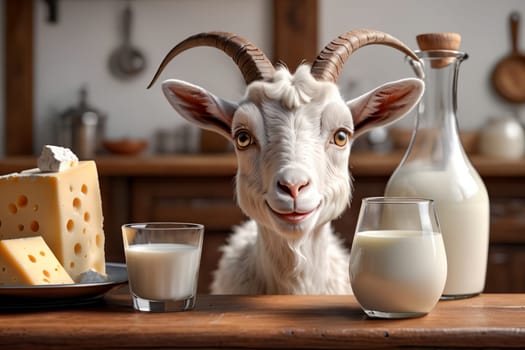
top-left (349, 197), bottom-right (447, 319)
top-left (122, 222), bottom-right (204, 312)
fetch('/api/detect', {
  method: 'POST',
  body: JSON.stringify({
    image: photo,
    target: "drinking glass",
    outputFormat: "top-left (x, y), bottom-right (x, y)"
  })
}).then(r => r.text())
top-left (349, 197), bottom-right (447, 318)
top-left (122, 222), bottom-right (204, 312)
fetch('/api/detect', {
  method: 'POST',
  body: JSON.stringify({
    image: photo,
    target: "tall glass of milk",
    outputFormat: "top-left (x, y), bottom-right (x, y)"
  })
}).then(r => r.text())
top-left (349, 197), bottom-right (447, 319)
top-left (385, 33), bottom-right (489, 299)
top-left (122, 222), bottom-right (204, 312)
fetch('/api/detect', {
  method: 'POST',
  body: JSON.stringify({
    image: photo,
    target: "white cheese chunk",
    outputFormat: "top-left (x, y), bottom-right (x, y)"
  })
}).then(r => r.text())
top-left (78, 269), bottom-right (108, 284)
top-left (37, 145), bottom-right (79, 172)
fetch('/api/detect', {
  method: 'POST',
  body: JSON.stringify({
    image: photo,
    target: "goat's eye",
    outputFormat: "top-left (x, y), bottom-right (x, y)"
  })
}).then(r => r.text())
top-left (235, 131), bottom-right (253, 149)
top-left (333, 129), bottom-right (348, 147)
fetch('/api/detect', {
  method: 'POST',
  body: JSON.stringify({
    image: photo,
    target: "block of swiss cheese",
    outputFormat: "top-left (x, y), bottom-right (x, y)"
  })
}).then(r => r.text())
top-left (0, 236), bottom-right (74, 285)
top-left (0, 161), bottom-right (105, 282)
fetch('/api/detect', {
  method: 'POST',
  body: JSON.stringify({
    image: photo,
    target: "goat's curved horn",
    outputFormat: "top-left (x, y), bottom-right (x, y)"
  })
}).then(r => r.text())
top-left (311, 29), bottom-right (422, 82)
top-left (147, 31), bottom-right (275, 88)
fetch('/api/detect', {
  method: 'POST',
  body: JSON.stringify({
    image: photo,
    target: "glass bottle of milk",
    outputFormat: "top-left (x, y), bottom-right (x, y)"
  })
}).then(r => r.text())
top-left (385, 33), bottom-right (489, 299)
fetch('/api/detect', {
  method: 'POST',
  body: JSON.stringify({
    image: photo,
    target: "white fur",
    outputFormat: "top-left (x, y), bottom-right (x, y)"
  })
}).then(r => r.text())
top-left (161, 64), bottom-right (424, 295)
top-left (211, 221), bottom-right (351, 294)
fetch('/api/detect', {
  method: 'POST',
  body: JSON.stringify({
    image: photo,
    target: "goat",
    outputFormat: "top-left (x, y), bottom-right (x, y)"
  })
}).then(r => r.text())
top-left (148, 30), bottom-right (424, 294)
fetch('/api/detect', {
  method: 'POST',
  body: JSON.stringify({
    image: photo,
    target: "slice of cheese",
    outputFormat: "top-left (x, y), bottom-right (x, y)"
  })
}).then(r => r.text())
top-left (0, 161), bottom-right (105, 282)
top-left (0, 236), bottom-right (74, 285)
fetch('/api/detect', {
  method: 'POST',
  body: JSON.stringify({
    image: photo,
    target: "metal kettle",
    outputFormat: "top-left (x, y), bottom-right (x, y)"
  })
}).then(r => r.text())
top-left (57, 87), bottom-right (107, 159)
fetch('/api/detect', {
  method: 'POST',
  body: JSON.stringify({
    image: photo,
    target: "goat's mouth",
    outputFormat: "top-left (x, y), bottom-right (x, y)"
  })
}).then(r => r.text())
top-left (267, 203), bottom-right (320, 225)
top-left (277, 211), bottom-right (314, 224)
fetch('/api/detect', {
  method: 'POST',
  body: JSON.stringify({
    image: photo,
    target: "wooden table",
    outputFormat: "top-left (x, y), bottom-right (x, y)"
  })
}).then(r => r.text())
top-left (0, 289), bottom-right (524, 349)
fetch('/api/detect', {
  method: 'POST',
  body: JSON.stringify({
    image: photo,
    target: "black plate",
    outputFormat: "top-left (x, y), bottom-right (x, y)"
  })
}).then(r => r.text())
top-left (0, 263), bottom-right (127, 310)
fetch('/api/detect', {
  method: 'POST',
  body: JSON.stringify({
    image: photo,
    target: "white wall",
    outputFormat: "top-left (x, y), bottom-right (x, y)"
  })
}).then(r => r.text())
top-left (33, 0), bottom-right (272, 154)
top-left (4, 0), bottom-right (525, 156)
top-left (320, 0), bottom-right (525, 130)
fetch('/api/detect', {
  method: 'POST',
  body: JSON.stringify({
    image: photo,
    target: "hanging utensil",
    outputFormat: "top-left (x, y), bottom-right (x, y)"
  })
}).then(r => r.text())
top-left (491, 12), bottom-right (525, 103)
top-left (108, 2), bottom-right (146, 79)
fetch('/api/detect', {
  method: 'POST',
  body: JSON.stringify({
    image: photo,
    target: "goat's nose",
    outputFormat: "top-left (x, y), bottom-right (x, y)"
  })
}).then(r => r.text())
top-left (277, 179), bottom-right (310, 199)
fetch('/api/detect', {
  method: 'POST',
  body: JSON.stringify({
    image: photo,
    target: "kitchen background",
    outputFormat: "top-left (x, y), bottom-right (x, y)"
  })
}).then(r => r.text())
top-left (2, 0), bottom-right (525, 157)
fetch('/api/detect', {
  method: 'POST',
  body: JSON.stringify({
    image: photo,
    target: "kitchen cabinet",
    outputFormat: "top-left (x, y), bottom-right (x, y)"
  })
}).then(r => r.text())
top-left (487, 246), bottom-right (525, 292)
top-left (129, 176), bottom-right (246, 292)
top-left (95, 153), bottom-right (525, 294)
top-left (483, 180), bottom-right (525, 293)
top-left (345, 174), bottom-right (525, 294)
top-left (1, 152), bottom-right (524, 293)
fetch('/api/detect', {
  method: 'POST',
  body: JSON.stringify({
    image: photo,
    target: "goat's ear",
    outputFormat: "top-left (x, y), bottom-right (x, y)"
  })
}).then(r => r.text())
top-left (347, 78), bottom-right (424, 138)
top-left (162, 79), bottom-right (238, 140)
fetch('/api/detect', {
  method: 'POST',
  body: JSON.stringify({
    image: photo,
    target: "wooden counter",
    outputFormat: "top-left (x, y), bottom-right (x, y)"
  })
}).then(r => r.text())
top-left (0, 153), bottom-right (238, 176)
top-left (0, 291), bottom-right (524, 349)
top-left (1, 153), bottom-right (525, 294)
top-left (2, 151), bottom-right (525, 177)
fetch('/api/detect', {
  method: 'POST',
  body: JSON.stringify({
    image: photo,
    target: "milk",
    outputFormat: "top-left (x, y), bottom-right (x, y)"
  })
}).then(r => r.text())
top-left (125, 243), bottom-right (201, 301)
top-left (349, 230), bottom-right (447, 313)
top-left (385, 166), bottom-right (489, 296)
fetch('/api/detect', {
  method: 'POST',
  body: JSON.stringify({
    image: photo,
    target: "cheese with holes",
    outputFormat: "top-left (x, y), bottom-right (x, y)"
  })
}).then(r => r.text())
top-left (0, 236), bottom-right (74, 285)
top-left (0, 161), bottom-right (105, 282)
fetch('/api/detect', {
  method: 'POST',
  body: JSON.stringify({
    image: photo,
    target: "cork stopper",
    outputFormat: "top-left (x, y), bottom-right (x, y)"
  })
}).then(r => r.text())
top-left (416, 32), bottom-right (461, 68)
top-left (416, 32), bottom-right (461, 51)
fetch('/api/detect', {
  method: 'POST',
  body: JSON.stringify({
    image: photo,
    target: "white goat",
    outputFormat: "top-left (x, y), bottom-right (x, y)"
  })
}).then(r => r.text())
top-left (148, 30), bottom-right (424, 294)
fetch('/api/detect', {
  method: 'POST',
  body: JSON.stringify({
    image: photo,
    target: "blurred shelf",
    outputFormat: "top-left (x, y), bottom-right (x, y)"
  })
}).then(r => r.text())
top-left (2, 152), bottom-right (525, 177)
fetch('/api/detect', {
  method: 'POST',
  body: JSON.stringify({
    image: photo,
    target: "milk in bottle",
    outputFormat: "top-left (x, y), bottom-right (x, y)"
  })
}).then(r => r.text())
top-left (385, 33), bottom-right (490, 299)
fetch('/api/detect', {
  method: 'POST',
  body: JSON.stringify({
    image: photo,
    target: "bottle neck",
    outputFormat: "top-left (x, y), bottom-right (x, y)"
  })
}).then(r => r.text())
top-left (406, 50), bottom-right (467, 163)
top-left (417, 54), bottom-right (460, 130)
